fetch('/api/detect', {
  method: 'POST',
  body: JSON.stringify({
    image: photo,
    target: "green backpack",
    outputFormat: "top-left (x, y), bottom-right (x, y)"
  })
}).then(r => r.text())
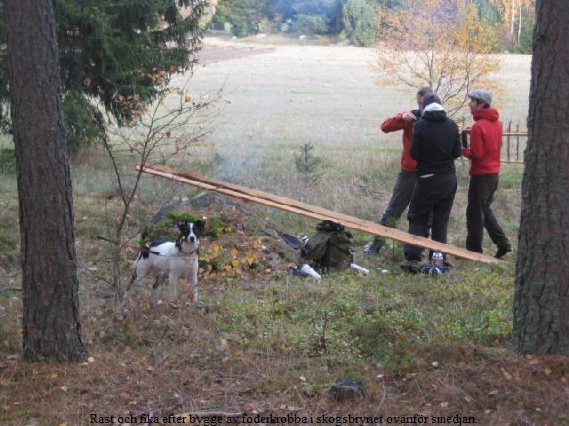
top-left (301, 220), bottom-right (353, 272)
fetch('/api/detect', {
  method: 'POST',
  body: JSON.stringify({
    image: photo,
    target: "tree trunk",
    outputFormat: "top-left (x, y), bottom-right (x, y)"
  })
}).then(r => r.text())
top-left (512, 0), bottom-right (569, 354)
top-left (4, 0), bottom-right (87, 362)
top-left (517, 2), bottom-right (523, 44)
top-left (510, 0), bottom-right (516, 35)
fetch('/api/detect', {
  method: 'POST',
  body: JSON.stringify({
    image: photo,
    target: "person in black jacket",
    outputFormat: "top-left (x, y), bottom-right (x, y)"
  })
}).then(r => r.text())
top-left (402, 93), bottom-right (462, 266)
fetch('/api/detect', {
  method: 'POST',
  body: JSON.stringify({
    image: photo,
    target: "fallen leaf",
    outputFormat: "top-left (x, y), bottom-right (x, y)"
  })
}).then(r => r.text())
top-left (501, 368), bottom-right (513, 380)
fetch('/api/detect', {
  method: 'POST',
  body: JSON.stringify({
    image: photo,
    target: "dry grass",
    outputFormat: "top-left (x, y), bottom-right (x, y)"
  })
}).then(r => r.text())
top-left (2, 34), bottom-right (567, 426)
top-left (180, 34), bottom-right (529, 230)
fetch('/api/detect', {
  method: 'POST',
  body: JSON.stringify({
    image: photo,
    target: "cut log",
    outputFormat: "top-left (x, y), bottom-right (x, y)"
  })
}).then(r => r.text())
top-left (136, 163), bottom-right (503, 264)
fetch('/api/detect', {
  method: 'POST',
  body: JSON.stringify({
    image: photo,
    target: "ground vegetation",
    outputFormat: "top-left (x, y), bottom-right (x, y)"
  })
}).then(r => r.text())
top-left (0, 35), bottom-right (561, 425)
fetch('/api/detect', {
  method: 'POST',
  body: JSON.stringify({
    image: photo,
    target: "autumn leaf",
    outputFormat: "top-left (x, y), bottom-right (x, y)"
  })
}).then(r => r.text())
top-left (501, 368), bottom-right (513, 380)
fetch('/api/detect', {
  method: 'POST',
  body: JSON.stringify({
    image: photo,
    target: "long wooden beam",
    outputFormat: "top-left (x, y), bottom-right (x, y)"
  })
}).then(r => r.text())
top-left (137, 163), bottom-right (503, 264)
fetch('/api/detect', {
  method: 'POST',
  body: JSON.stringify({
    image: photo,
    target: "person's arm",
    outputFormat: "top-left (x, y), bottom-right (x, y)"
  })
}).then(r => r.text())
top-left (452, 125), bottom-right (462, 159)
top-left (462, 125), bottom-right (483, 160)
top-left (410, 122), bottom-right (422, 161)
top-left (380, 111), bottom-right (415, 133)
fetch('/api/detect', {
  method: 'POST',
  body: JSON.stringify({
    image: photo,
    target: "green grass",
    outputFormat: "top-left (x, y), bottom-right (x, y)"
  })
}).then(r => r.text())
top-left (208, 263), bottom-right (514, 371)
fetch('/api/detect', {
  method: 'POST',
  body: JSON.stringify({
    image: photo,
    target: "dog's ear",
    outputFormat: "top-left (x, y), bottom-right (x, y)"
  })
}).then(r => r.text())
top-left (195, 218), bottom-right (208, 234)
top-left (176, 220), bottom-right (189, 235)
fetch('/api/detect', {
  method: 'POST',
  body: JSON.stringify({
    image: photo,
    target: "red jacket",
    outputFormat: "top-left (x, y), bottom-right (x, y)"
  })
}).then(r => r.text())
top-left (381, 111), bottom-right (417, 172)
top-left (462, 107), bottom-right (502, 175)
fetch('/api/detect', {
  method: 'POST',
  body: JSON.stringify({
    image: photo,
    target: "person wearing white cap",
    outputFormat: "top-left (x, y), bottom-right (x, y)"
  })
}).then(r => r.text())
top-left (402, 93), bottom-right (462, 268)
top-left (462, 90), bottom-right (512, 258)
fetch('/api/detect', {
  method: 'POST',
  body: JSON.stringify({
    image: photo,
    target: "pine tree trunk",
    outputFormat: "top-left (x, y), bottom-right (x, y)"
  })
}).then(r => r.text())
top-left (4, 0), bottom-right (87, 362)
top-left (512, 0), bottom-right (569, 354)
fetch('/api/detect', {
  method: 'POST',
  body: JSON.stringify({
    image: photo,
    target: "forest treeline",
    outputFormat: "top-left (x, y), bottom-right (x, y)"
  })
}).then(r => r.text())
top-left (213, 0), bottom-right (534, 52)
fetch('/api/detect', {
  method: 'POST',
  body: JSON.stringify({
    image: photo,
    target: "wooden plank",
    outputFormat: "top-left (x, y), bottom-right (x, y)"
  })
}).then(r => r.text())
top-left (137, 163), bottom-right (503, 264)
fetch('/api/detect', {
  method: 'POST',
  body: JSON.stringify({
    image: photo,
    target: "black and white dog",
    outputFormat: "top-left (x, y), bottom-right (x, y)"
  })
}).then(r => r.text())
top-left (128, 220), bottom-right (204, 301)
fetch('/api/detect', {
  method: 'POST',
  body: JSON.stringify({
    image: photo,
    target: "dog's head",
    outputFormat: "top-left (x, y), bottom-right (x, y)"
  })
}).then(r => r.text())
top-left (177, 220), bottom-right (205, 245)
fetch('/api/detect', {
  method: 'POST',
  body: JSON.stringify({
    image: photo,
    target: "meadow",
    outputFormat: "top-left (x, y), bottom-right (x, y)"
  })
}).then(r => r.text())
top-left (1, 34), bottom-right (567, 425)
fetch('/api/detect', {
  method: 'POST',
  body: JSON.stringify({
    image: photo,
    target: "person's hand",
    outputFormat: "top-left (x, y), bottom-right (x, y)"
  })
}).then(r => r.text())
top-left (462, 126), bottom-right (472, 134)
top-left (403, 112), bottom-right (417, 121)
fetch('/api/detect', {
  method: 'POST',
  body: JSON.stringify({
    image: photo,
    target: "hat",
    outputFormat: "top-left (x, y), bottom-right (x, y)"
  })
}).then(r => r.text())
top-left (467, 90), bottom-right (492, 106)
top-left (422, 93), bottom-right (442, 109)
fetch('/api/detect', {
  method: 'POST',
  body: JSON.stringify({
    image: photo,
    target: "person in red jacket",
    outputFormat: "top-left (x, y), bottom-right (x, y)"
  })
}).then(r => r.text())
top-left (462, 90), bottom-right (511, 258)
top-left (364, 86), bottom-right (433, 254)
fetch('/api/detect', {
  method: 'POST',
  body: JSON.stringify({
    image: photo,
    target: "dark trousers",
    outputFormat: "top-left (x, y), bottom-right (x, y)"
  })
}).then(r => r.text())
top-left (380, 169), bottom-right (417, 226)
top-left (465, 174), bottom-right (510, 253)
top-left (404, 173), bottom-right (457, 261)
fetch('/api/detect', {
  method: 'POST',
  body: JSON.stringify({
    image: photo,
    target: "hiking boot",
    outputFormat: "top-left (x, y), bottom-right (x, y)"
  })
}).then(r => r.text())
top-left (495, 244), bottom-right (512, 259)
top-left (363, 237), bottom-right (385, 255)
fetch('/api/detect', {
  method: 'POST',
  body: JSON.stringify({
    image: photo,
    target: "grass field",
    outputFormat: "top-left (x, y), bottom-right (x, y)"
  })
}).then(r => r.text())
top-left (3, 35), bottom-right (567, 426)
top-left (177, 35), bottom-right (529, 230)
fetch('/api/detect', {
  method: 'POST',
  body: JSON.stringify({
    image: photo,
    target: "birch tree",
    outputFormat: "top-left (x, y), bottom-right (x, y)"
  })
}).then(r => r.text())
top-left (374, 0), bottom-right (504, 118)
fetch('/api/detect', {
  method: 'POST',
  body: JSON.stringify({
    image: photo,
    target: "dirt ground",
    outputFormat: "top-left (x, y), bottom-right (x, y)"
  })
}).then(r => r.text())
top-left (2, 190), bottom-right (568, 426)
top-left (196, 37), bottom-right (276, 65)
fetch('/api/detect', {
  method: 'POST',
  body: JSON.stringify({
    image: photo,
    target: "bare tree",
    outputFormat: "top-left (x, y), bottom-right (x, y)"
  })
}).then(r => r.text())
top-left (4, 0), bottom-right (86, 361)
top-left (512, 0), bottom-right (569, 354)
top-left (97, 82), bottom-right (220, 307)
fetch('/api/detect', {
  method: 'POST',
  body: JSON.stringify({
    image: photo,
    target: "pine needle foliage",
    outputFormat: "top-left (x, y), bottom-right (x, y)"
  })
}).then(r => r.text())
top-left (0, 0), bottom-right (205, 149)
top-left (294, 143), bottom-right (323, 184)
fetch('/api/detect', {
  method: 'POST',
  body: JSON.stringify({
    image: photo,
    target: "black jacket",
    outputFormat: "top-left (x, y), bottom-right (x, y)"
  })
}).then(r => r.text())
top-left (410, 108), bottom-right (461, 175)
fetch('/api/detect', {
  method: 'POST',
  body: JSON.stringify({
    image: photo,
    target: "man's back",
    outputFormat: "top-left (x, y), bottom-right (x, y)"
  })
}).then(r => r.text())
top-left (410, 107), bottom-right (461, 175)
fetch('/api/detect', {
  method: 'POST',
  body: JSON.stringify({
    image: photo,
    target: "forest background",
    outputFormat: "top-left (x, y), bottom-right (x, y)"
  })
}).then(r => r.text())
top-left (213, 0), bottom-right (535, 53)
